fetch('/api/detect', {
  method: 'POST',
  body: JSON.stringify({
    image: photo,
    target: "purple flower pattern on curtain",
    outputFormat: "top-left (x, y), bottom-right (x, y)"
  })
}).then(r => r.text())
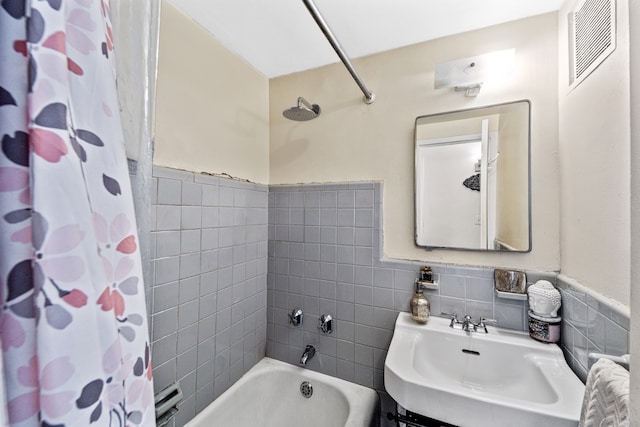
top-left (0, 0), bottom-right (155, 425)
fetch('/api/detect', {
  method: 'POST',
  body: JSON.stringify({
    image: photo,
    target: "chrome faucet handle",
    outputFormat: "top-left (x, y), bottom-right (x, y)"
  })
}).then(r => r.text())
top-left (441, 312), bottom-right (458, 327)
top-left (318, 314), bottom-right (333, 334)
top-left (477, 317), bottom-right (497, 333)
top-left (288, 308), bottom-right (303, 326)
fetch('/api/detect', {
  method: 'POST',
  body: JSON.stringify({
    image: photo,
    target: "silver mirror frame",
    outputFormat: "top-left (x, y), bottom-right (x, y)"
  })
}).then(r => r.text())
top-left (414, 100), bottom-right (532, 252)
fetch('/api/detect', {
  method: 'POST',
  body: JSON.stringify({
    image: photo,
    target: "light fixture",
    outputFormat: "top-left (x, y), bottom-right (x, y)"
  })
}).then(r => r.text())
top-left (455, 83), bottom-right (483, 97)
top-left (434, 49), bottom-right (515, 96)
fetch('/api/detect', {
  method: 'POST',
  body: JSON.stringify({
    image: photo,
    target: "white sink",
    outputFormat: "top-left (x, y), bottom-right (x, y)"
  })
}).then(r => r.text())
top-left (384, 313), bottom-right (585, 427)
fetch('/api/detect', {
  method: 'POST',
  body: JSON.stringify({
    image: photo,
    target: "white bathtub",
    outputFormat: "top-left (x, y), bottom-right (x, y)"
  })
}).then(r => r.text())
top-left (185, 357), bottom-right (380, 427)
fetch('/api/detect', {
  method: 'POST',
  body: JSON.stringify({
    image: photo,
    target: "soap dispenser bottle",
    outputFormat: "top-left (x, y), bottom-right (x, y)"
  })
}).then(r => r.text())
top-left (410, 280), bottom-right (430, 323)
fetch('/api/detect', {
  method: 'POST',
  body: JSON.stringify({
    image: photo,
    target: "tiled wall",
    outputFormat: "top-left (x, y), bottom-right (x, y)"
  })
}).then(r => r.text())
top-left (149, 166), bottom-right (268, 426)
top-left (266, 182), bottom-right (386, 388)
top-left (558, 275), bottom-right (630, 382)
top-left (265, 182), bottom-right (553, 425)
top-left (141, 172), bottom-right (630, 426)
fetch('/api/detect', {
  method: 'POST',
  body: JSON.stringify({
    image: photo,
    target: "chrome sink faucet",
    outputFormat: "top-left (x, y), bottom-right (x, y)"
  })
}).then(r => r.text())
top-left (461, 315), bottom-right (474, 332)
top-left (445, 313), bottom-right (497, 333)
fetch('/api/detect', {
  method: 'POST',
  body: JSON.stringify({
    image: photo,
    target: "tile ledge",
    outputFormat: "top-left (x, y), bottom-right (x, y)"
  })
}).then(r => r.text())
top-left (556, 273), bottom-right (630, 318)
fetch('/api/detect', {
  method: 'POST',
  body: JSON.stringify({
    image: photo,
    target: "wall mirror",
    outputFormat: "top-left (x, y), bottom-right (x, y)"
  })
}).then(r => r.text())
top-left (415, 100), bottom-right (531, 252)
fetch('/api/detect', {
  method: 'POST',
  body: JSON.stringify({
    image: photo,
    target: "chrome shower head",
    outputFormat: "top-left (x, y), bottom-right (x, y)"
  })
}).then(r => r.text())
top-left (283, 97), bottom-right (321, 121)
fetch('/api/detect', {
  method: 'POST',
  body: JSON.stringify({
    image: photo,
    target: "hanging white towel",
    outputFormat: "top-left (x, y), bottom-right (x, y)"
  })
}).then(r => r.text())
top-left (579, 358), bottom-right (630, 427)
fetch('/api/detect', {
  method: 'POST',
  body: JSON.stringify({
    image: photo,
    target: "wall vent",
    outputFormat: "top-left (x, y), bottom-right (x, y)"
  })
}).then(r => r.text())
top-left (568, 0), bottom-right (616, 89)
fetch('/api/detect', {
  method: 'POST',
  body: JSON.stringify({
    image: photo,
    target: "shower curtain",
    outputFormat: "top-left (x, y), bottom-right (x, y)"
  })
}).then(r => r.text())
top-left (0, 0), bottom-right (155, 425)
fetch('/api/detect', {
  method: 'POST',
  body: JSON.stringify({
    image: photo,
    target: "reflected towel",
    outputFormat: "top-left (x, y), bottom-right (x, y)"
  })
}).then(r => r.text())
top-left (579, 358), bottom-right (629, 427)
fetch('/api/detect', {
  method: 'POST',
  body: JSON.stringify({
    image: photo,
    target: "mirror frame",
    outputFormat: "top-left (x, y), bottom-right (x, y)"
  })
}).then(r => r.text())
top-left (414, 100), bottom-right (532, 252)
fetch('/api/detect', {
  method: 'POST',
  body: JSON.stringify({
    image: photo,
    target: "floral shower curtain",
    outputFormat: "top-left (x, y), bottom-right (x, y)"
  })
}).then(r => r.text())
top-left (0, 0), bottom-right (155, 425)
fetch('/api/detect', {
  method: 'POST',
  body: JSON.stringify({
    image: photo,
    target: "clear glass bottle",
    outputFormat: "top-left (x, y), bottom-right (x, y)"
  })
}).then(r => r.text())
top-left (410, 280), bottom-right (430, 323)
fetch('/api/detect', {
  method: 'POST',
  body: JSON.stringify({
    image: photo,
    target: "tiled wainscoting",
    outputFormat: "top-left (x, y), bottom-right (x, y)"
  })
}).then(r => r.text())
top-left (141, 171), bottom-right (630, 427)
top-left (558, 275), bottom-right (630, 381)
top-left (265, 182), bottom-right (581, 425)
top-left (149, 166), bottom-right (268, 426)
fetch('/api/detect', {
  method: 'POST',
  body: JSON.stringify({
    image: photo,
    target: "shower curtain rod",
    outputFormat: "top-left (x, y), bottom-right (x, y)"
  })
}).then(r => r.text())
top-left (302, 0), bottom-right (376, 104)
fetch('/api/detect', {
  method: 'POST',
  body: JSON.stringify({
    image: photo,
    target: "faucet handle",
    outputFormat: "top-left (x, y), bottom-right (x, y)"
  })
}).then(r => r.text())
top-left (289, 308), bottom-right (303, 326)
top-left (318, 314), bottom-right (333, 334)
top-left (477, 317), bottom-right (497, 333)
top-left (441, 312), bottom-right (458, 327)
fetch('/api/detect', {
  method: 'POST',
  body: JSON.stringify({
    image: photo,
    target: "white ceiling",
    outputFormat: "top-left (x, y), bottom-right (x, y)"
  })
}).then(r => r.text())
top-left (167, 0), bottom-right (564, 78)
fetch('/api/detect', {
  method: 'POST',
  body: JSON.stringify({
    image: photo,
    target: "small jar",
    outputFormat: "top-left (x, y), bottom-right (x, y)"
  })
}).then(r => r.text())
top-left (528, 310), bottom-right (561, 343)
top-left (410, 280), bottom-right (430, 323)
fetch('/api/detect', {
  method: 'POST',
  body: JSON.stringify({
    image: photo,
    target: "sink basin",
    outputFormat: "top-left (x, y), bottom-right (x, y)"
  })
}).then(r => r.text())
top-left (384, 313), bottom-right (585, 427)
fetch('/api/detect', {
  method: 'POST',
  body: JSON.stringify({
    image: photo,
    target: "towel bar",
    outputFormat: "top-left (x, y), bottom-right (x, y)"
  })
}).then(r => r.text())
top-left (588, 352), bottom-right (630, 370)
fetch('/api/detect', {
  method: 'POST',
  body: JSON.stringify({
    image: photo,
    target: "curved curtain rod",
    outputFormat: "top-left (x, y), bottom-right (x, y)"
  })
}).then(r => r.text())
top-left (302, 0), bottom-right (376, 104)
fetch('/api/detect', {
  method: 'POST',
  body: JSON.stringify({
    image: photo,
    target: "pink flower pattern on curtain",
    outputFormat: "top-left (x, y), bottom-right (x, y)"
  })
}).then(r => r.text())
top-left (0, 0), bottom-right (155, 425)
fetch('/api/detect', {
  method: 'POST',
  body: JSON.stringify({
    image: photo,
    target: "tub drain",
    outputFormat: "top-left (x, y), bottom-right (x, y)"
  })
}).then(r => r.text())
top-left (300, 381), bottom-right (313, 398)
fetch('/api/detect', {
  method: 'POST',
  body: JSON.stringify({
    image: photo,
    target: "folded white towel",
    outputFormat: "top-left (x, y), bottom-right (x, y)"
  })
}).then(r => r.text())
top-left (579, 358), bottom-right (630, 427)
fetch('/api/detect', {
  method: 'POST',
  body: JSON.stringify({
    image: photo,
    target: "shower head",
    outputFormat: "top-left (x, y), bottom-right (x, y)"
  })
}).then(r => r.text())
top-left (283, 97), bottom-right (321, 121)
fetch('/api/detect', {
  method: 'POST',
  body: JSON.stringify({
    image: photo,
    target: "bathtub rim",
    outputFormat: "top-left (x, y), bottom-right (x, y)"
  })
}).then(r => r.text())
top-left (183, 356), bottom-right (380, 427)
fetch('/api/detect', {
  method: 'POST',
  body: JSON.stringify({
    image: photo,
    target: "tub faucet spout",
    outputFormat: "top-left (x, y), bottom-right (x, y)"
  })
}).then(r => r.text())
top-left (300, 345), bottom-right (316, 365)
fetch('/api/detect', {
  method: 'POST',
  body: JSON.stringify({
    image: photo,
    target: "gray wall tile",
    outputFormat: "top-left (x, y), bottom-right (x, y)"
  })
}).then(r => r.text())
top-left (202, 207), bottom-right (219, 228)
top-left (158, 178), bottom-right (182, 205)
top-left (153, 307), bottom-right (178, 340)
top-left (155, 256), bottom-right (180, 285)
top-left (202, 185), bottom-right (219, 207)
top-left (465, 277), bottom-right (494, 301)
top-left (150, 167), bottom-right (268, 426)
top-left (355, 189), bottom-right (374, 208)
top-left (156, 205), bottom-right (181, 231)
top-left (181, 230), bottom-right (201, 254)
top-left (180, 276), bottom-right (200, 303)
top-left (147, 173), bottom-right (630, 426)
top-left (182, 182), bottom-right (203, 206)
top-left (557, 276), bottom-right (630, 380)
top-left (179, 300), bottom-right (200, 329)
top-left (156, 231), bottom-right (181, 258)
top-left (155, 282), bottom-right (180, 312)
top-left (180, 253), bottom-right (201, 279)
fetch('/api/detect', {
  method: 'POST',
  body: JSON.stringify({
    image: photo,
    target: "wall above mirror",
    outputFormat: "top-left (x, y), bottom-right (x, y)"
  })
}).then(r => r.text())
top-left (415, 100), bottom-right (531, 252)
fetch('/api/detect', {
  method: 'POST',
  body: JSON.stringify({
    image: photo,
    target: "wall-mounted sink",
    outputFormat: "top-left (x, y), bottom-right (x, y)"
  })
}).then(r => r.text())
top-left (384, 313), bottom-right (585, 427)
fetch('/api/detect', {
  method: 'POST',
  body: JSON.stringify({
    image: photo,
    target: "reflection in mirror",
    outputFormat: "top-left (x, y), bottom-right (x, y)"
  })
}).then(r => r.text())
top-left (415, 100), bottom-right (531, 252)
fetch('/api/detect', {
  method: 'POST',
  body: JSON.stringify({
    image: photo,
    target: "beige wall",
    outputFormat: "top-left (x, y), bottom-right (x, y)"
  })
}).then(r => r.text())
top-left (270, 13), bottom-right (560, 271)
top-left (558, 0), bottom-right (630, 306)
top-left (154, 2), bottom-right (270, 184)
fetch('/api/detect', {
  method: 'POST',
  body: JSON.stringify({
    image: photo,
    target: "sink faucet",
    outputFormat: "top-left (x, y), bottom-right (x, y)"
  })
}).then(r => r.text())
top-left (300, 345), bottom-right (316, 365)
top-left (445, 313), bottom-right (497, 333)
top-left (461, 315), bottom-right (474, 332)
